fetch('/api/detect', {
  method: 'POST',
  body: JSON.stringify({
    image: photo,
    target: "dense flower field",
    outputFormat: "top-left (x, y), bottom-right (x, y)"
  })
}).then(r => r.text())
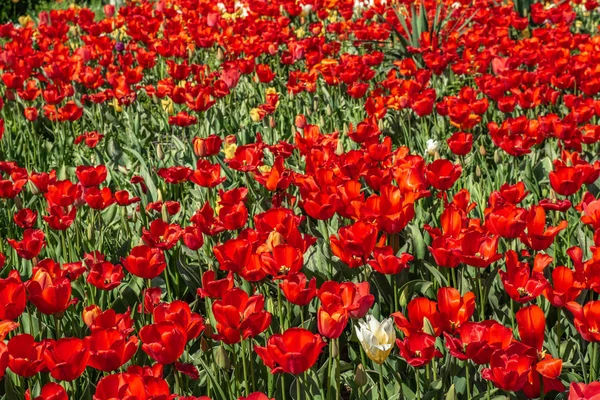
top-left (1, 0), bottom-right (600, 398)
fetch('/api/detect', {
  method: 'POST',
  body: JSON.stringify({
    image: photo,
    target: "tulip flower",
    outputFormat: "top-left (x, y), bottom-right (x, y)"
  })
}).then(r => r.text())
top-left (139, 321), bottom-right (187, 364)
top-left (7, 334), bottom-right (46, 377)
top-left (0, 271), bottom-right (26, 320)
top-left (212, 288), bottom-right (272, 344)
top-left (396, 332), bottom-right (442, 367)
top-left (26, 383), bottom-right (68, 400)
top-left (121, 245), bottom-right (167, 279)
top-left (43, 337), bottom-right (90, 381)
top-left (355, 315), bottom-right (396, 364)
top-left (255, 328), bottom-right (326, 374)
top-left (568, 382), bottom-right (600, 400)
top-left (481, 342), bottom-right (536, 392)
top-left (86, 328), bottom-right (139, 372)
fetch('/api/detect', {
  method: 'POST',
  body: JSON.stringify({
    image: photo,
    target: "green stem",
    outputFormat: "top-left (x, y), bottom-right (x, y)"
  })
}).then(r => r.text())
top-left (379, 363), bottom-right (385, 396)
top-left (241, 340), bottom-right (249, 397)
top-left (466, 361), bottom-right (471, 400)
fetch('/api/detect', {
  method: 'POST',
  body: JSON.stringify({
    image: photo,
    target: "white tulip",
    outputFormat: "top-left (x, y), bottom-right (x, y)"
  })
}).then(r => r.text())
top-left (355, 315), bottom-right (396, 364)
top-left (426, 139), bottom-right (439, 156)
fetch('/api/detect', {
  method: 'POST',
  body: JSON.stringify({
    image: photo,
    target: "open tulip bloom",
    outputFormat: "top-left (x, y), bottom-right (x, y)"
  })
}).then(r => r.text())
top-left (355, 315), bottom-right (396, 365)
top-left (2, 0), bottom-right (600, 399)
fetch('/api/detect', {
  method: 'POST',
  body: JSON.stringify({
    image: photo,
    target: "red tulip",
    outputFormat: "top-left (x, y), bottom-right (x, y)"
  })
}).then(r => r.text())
top-left (27, 383), bottom-right (68, 400)
top-left (425, 159), bottom-right (462, 191)
top-left (499, 251), bottom-right (549, 303)
top-left (197, 271), bottom-right (234, 299)
top-left (317, 302), bottom-right (348, 339)
top-left (520, 205), bottom-right (567, 251)
top-left (255, 328), bottom-right (326, 374)
top-left (330, 221), bottom-right (378, 268)
top-left (26, 265), bottom-right (74, 315)
top-left (13, 208), bottom-right (37, 229)
top-left (43, 337), bottom-right (90, 381)
top-left (280, 272), bottom-right (317, 306)
top-left (549, 165), bottom-right (584, 196)
top-left (8, 229), bottom-right (46, 260)
top-left (447, 132), bottom-right (473, 156)
top-left (260, 244), bottom-right (303, 278)
top-left (481, 342), bottom-right (536, 391)
top-left (193, 135), bottom-right (222, 157)
top-left (485, 204), bottom-right (528, 239)
top-left (76, 165), bottom-right (107, 188)
top-left (0, 270), bottom-right (26, 320)
top-left (543, 266), bottom-right (584, 308)
top-left (396, 332), bottom-right (442, 367)
top-left (121, 245), bottom-right (167, 279)
top-left (153, 300), bottom-right (205, 342)
top-left (444, 320), bottom-right (514, 365)
top-left (212, 288), bottom-right (271, 344)
top-left (141, 219), bottom-right (183, 250)
top-left (7, 334), bottom-right (46, 377)
top-left (369, 246), bottom-right (413, 275)
top-left (139, 321), bottom-right (187, 364)
top-left (566, 301), bottom-right (600, 342)
top-left (93, 372), bottom-right (147, 399)
top-left (44, 180), bottom-right (81, 207)
top-left (437, 287), bottom-right (476, 333)
top-left (568, 382), bottom-right (600, 400)
top-left (86, 328), bottom-right (138, 372)
top-left (318, 281), bottom-right (374, 319)
top-left (87, 261), bottom-right (124, 290)
top-left (392, 297), bottom-right (443, 337)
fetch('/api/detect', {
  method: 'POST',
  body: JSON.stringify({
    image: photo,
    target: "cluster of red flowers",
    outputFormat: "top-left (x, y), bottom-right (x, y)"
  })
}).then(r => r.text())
top-left (1, 0), bottom-right (600, 399)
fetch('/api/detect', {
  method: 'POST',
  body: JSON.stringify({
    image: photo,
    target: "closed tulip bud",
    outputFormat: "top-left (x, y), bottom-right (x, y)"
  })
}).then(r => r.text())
top-left (269, 116), bottom-right (276, 129)
top-left (13, 196), bottom-right (22, 210)
top-left (27, 181), bottom-right (40, 196)
top-left (354, 363), bottom-right (368, 387)
top-left (479, 145), bottom-right (487, 156)
top-left (217, 47), bottom-right (224, 61)
top-left (156, 143), bottom-right (164, 161)
top-left (355, 315), bottom-right (396, 365)
top-left (204, 324), bottom-right (214, 338)
top-left (157, 189), bottom-right (163, 203)
top-left (476, 166), bottom-right (482, 177)
top-left (200, 337), bottom-right (209, 352)
top-left (215, 345), bottom-right (230, 370)
top-left (494, 149), bottom-right (501, 164)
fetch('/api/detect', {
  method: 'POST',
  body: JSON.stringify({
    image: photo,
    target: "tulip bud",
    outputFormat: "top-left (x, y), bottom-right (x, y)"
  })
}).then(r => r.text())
top-left (269, 116), bottom-right (276, 129)
top-left (494, 149), bottom-right (501, 164)
top-left (479, 145), bottom-right (486, 156)
top-left (476, 166), bottom-right (482, 177)
top-left (27, 181), bottom-right (40, 196)
top-left (423, 317), bottom-right (436, 336)
top-left (87, 221), bottom-right (93, 241)
top-left (161, 203), bottom-right (169, 223)
top-left (335, 140), bottom-right (344, 156)
top-left (295, 114), bottom-right (306, 129)
top-left (156, 143), bottom-right (165, 161)
top-left (204, 324), bottom-right (214, 338)
top-left (200, 337), bottom-right (210, 352)
top-left (215, 345), bottom-right (230, 370)
top-left (354, 364), bottom-right (368, 387)
top-left (217, 47), bottom-right (224, 61)
top-left (13, 196), bottom-right (22, 210)
top-left (157, 189), bottom-right (163, 203)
